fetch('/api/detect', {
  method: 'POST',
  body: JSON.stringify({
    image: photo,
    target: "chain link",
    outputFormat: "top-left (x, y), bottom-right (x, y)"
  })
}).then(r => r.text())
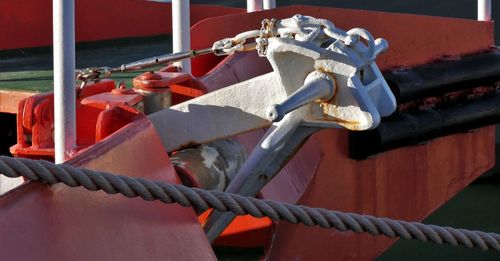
top-left (74, 15), bottom-right (379, 84)
top-left (75, 67), bottom-right (111, 89)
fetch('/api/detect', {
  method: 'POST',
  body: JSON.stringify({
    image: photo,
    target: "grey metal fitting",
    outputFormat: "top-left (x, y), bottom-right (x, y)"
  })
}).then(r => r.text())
top-left (134, 88), bottom-right (172, 115)
top-left (170, 139), bottom-right (247, 191)
top-left (266, 70), bottom-right (335, 122)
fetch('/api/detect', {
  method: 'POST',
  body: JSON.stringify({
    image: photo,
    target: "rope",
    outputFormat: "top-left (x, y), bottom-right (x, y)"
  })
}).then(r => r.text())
top-left (1, 156), bottom-right (499, 251)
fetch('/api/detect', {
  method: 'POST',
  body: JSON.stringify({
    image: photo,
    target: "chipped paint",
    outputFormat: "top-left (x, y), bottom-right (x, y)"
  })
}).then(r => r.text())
top-left (200, 145), bottom-right (222, 173)
top-left (171, 139), bottom-right (247, 191)
top-left (0, 176), bottom-right (24, 195)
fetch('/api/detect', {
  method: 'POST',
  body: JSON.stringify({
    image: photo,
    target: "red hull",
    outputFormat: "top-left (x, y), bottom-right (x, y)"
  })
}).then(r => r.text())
top-left (0, 0), bottom-right (242, 50)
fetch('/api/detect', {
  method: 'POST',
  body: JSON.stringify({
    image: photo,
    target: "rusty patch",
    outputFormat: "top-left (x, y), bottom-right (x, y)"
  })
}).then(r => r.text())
top-left (310, 74), bottom-right (362, 130)
top-left (398, 85), bottom-right (497, 112)
top-left (317, 102), bottom-right (362, 130)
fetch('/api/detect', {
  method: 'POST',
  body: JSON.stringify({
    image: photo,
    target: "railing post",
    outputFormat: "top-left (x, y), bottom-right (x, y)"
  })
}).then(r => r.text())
top-left (53, 0), bottom-right (76, 163)
top-left (172, 0), bottom-right (191, 73)
top-left (247, 0), bottom-right (263, 12)
top-left (478, 0), bottom-right (492, 21)
top-left (263, 0), bottom-right (276, 10)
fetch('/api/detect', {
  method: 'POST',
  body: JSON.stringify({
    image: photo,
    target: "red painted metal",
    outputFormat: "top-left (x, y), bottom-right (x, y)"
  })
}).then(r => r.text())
top-left (0, 1), bottom-right (243, 50)
top-left (81, 86), bottom-right (142, 110)
top-left (9, 80), bottom-right (142, 160)
top-left (133, 71), bottom-right (191, 89)
top-left (94, 106), bottom-right (142, 142)
top-left (10, 69), bottom-right (209, 160)
top-left (0, 5), bottom-right (496, 259)
top-left (267, 127), bottom-right (494, 260)
top-left (190, 5), bottom-right (493, 76)
top-left (0, 118), bottom-right (216, 260)
top-left (186, 5), bottom-right (496, 258)
top-left (133, 70), bottom-right (207, 104)
top-left (199, 209), bottom-right (274, 248)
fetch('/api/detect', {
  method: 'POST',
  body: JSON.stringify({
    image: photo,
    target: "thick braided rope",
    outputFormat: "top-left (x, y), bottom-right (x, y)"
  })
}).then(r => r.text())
top-left (1, 156), bottom-right (499, 251)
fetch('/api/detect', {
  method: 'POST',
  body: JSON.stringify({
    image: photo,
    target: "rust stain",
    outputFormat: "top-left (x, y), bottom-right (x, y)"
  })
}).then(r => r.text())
top-left (317, 102), bottom-right (362, 130)
top-left (312, 75), bottom-right (362, 130)
top-left (398, 85), bottom-right (497, 112)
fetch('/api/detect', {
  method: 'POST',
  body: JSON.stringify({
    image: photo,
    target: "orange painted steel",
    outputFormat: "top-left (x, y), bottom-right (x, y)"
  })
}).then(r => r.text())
top-left (133, 69), bottom-right (207, 104)
top-left (0, 1), bottom-right (243, 50)
top-left (9, 80), bottom-right (143, 160)
top-left (190, 5), bottom-right (493, 76)
top-left (0, 117), bottom-right (216, 260)
top-left (187, 5), bottom-right (496, 258)
top-left (0, 90), bottom-right (34, 114)
top-left (268, 127), bottom-right (494, 260)
top-left (133, 71), bottom-right (191, 89)
top-left (9, 70), bottom-right (210, 160)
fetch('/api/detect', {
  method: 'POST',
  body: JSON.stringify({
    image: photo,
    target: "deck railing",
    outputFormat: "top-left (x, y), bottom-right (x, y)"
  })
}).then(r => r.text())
top-left (478, 0), bottom-right (492, 21)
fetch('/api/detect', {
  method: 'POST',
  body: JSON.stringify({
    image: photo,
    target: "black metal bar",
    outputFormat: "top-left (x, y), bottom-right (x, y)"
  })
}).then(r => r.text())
top-left (349, 91), bottom-right (500, 160)
top-left (348, 50), bottom-right (500, 159)
top-left (114, 48), bottom-right (213, 72)
top-left (384, 49), bottom-right (500, 103)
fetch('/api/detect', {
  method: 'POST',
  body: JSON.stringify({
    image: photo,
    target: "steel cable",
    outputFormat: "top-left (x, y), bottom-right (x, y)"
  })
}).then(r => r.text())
top-left (1, 156), bottom-right (500, 251)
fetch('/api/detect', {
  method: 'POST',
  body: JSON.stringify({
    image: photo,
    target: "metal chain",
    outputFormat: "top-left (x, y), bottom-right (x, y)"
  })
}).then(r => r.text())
top-left (0, 156), bottom-right (499, 252)
top-left (75, 67), bottom-right (112, 89)
top-left (211, 15), bottom-right (376, 60)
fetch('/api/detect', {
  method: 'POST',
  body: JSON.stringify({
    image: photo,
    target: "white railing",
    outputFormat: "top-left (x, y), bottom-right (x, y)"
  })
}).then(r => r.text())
top-left (248, 0), bottom-right (276, 12)
top-left (247, 0), bottom-right (262, 12)
top-left (263, 0), bottom-right (276, 10)
top-left (478, 0), bottom-right (492, 21)
top-left (172, 0), bottom-right (191, 73)
top-left (53, 0), bottom-right (76, 164)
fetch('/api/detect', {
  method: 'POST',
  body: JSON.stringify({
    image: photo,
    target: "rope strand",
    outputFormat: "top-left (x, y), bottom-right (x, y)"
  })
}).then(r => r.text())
top-left (1, 156), bottom-right (499, 251)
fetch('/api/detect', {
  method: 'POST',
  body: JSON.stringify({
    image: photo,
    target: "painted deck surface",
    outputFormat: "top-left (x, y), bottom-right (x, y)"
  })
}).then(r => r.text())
top-left (0, 35), bottom-right (172, 93)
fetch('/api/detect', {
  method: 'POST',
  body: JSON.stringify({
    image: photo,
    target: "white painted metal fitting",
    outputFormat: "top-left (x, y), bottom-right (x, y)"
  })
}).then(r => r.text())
top-left (247, 0), bottom-right (263, 12)
top-left (172, 0), bottom-right (191, 73)
top-left (53, 0), bottom-right (76, 163)
top-left (263, 0), bottom-right (276, 10)
top-left (149, 15), bottom-right (397, 151)
top-left (478, 0), bottom-right (492, 21)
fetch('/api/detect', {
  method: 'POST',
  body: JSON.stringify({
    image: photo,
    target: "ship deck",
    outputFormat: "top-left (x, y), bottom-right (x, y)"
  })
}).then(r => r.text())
top-left (1, 2), bottom-right (500, 259)
top-left (2, 33), bottom-right (500, 261)
top-left (0, 35), bottom-right (170, 93)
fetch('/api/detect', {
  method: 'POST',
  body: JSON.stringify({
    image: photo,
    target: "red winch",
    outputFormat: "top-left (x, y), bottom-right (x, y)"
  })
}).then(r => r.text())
top-left (9, 67), bottom-right (207, 160)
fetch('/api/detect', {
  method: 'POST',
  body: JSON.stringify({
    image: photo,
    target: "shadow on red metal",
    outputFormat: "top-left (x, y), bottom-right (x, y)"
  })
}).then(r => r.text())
top-left (0, 117), bottom-right (216, 260)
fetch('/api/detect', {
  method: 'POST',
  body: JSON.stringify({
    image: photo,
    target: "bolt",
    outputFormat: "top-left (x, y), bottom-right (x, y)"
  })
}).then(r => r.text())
top-left (293, 14), bottom-right (303, 21)
top-left (118, 81), bottom-right (126, 89)
top-left (266, 104), bottom-right (283, 122)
